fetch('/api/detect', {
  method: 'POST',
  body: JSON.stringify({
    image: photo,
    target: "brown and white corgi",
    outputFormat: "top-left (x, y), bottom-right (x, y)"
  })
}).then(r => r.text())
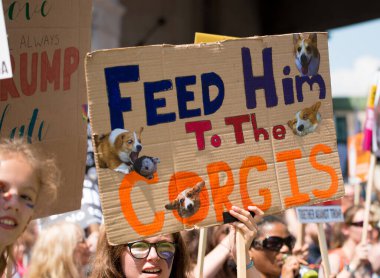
top-left (293, 33), bottom-right (320, 76)
top-left (95, 127), bottom-right (143, 174)
top-left (288, 101), bottom-right (321, 136)
top-left (165, 180), bottom-right (205, 218)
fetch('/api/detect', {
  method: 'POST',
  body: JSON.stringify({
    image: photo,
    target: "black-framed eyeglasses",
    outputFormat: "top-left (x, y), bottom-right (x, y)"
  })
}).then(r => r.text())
top-left (126, 241), bottom-right (176, 260)
top-left (253, 235), bottom-right (296, 252)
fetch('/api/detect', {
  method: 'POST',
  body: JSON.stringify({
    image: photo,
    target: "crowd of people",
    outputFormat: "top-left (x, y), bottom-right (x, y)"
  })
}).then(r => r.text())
top-left (1, 138), bottom-right (380, 278)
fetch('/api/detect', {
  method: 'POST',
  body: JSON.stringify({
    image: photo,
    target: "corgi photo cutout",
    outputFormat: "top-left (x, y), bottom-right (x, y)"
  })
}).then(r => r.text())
top-left (94, 127), bottom-right (143, 174)
top-left (293, 33), bottom-right (320, 76)
top-left (165, 180), bottom-right (205, 218)
top-left (288, 101), bottom-right (322, 136)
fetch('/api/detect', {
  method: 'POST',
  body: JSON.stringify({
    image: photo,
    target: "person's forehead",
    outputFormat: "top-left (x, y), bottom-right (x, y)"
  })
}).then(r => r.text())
top-left (261, 222), bottom-right (289, 237)
top-left (145, 234), bottom-right (174, 243)
top-left (352, 209), bottom-right (365, 222)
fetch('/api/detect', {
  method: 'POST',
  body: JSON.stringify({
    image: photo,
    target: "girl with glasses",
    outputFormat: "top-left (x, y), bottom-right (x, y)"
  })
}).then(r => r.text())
top-left (0, 139), bottom-right (60, 276)
top-left (91, 228), bottom-right (191, 278)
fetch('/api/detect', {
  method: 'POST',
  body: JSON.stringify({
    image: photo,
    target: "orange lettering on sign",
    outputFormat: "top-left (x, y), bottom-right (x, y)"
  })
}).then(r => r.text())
top-left (207, 162), bottom-right (234, 222)
top-left (310, 144), bottom-right (339, 199)
top-left (276, 149), bottom-right (310, 208)
top-left (239, 156), bottom-right (271, 211)
top-left (119, 172), bottom-right (164, 236)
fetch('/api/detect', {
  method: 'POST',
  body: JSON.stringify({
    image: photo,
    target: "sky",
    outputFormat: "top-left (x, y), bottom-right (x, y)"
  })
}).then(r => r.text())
top-left (328, 18), bottom-right (380, 98)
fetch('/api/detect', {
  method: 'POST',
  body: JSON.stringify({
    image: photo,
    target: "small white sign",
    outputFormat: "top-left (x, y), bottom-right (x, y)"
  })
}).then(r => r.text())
top-left (296, 206), bottom-right (344, 223)
top-left (0, 1), bottom-right (12, 79)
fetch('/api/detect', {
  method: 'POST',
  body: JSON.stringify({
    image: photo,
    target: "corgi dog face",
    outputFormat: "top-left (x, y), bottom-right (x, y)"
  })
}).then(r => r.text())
top-left (288, 101), bottom-right (321, 136)
top-left (109, 127), bottom-right (143, 163)
top-left (293, 33), bottom-right (320, 76)
top-left (165, 180), bottom-right (205, 218)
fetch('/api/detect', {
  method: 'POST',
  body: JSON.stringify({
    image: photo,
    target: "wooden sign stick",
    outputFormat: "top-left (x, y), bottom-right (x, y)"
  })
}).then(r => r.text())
top-left (295, 222), bottom-right (305, 249)
top-left (317, 223), bottom-right (331, 278)
top-left (236, 229), bottom-right (247, 278)
top-left (196, 227), bottom-right (208, 278)
top-left (354, 182), bottom-right (361, 206)
top-left (361, 154), bottom-right (376, 243)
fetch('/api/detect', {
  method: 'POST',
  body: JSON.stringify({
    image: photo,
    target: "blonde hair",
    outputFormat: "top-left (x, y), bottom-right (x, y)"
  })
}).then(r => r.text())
top-left (0, 139), bottom-right (60, 275)
top-left (26, 222), bottom-right (85, 278)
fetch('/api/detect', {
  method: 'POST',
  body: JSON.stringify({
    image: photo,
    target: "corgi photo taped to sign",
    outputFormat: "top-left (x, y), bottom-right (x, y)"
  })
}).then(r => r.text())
top-left (85, 32), bottom-right (344, 245)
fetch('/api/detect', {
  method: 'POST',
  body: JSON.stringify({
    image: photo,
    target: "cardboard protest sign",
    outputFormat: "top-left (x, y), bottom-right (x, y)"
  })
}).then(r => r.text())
top-left (86, 33), bottom-right (344, 244)
top-left (348, 133), bottom-right (371, 183)
top-left (0, 1), bottom-right (12, 79)
top-left (1, 0), bottom-right (92, 217)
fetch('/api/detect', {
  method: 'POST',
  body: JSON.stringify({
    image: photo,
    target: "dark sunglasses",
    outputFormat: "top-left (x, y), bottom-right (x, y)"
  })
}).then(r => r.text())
top-left (253, 235), bottom-right (296, 252)
top-left (350, 221), bottom-right (378, 228)
top-left (126, 241), bottom-right (176, 260)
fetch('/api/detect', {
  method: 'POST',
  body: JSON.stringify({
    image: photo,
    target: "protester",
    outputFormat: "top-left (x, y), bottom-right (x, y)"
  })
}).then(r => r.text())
top-left (180, 206), bottom-right (263, 278)
top-left (320, 205), bottom-right (375, 278)
top-left (26, 222), bottom-right (90, 278)
top-left (90, 226), bottom-right (191, 278)
top-left (0, 139), bottom-right (59, 276)
top-left (248, 215), bottom-right (309, 278)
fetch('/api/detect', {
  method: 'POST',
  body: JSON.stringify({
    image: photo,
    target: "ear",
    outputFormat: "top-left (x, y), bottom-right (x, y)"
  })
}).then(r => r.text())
top-left (311, 101), bottom-right (321, 112)
top-left (138, 127), bottom-right (144, 139)
top-left (165, 200), bottom-right (179, 210)
top-left (114, 135), bottom-right (124, 148)
top-left (293, 33), bottom-right (300, 44)
top-left (309, 33), bottom-right (317, 44)
top-left (287, 120), bottom-right (294, 129)
top-left (194, 180), bottom-right (205, 193)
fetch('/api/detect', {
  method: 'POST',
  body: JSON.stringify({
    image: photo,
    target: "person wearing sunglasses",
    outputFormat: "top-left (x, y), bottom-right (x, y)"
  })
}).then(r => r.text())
top-left (320, 205), bottom-right (375, 278)
top-left (248, 215), bottom-right (307, 278)
top-left (90, 227), bottom-right (191, 278)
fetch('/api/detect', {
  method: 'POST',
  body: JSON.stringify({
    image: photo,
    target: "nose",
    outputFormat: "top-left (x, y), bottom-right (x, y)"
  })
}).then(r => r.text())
top-left (2, 192), bottom-right (20, 211)
top-left (136, 145), bottom-right (142, 152)
top-left (297, 124), bottom-right (304, 131)
top-left (147, 245), bottom-right (160, 261)
top-left (301, 54), bottom-right (307, 64)
top-left (279, 243), bottom-right (290, 254)
top-left (3, 192), bottom-right (12, 201)
top-left (187, 203), bottom-right (194, 210)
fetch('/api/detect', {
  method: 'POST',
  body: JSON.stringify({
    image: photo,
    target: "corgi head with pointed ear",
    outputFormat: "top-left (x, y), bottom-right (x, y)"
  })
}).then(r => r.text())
top-left (288, 101), bottom-right (322, 137)
top-left (165, 180), bottom-right (205, 218)
top-left (293, 33), bottom-right (320, 76)
top-left (108, 127), bottom-right (143, 163)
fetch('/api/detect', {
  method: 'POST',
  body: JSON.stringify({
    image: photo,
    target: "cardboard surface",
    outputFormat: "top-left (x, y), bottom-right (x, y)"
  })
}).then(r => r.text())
top-left (86, 33), bottom-right (344, 245)
top-left (0, 1), bottom-right (12, 79)
top-left (1, 0), bottom-right (92, 217)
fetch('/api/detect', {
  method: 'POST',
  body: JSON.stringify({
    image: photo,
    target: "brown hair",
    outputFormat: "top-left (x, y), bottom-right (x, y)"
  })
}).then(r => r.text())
top-left (329, 205), bottom-right (365, 249)
top-left (0, 139), bottom-right (60, 275)
top-left (90, 227), bottom-right (191, 278)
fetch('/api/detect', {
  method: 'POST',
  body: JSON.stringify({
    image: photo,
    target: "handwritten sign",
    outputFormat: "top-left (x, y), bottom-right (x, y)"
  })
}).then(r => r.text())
top-left (0, 1), bottom-right (12, 79)
top-left (85, 33), bottom-right (344, 244)
top-left (2, 0), bottom-right (92, 217)
top-left (296, 206), bottom-right (343, 223)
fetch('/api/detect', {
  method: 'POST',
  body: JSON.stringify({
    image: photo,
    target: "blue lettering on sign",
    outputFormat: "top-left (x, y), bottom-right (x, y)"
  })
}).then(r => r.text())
top-left (282, 66), bottom-right (294, 105)
top-left (144, 80), bottom-right (175, 126)
top-left (201, 72), bottom-right (224, 115)
top-left (176, 75), bottom-right (200, 119)
top-left (104, 65), bottom-right (139, 129)
top-left (296, 75), bottom-right (326, 102)
top-left (241, 47), bottom-right (278, 109)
